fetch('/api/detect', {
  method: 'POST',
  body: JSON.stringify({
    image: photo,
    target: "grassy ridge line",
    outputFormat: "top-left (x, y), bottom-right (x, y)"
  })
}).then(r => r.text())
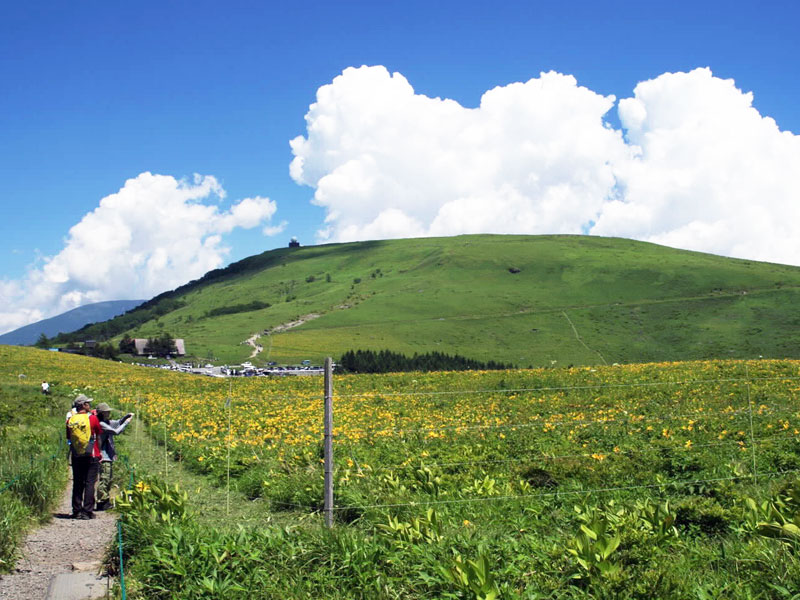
top-left (46, 234), bottom-right (800, 365)
top-left (137, 235), bottom-right (800, 364)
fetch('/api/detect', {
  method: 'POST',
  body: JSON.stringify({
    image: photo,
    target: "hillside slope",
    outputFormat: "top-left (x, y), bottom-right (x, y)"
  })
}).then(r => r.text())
top-left (57, 235), bottom-right (800, 366)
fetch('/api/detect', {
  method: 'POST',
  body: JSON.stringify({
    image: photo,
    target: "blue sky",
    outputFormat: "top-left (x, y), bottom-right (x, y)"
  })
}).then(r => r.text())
top-left (1, 0), bottom-right (799, 333)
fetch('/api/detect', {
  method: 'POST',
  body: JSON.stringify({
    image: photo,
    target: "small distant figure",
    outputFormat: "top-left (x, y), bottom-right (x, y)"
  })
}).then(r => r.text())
top-left (289, 237), bottom-right (300, 248)
top-left (95, 402), bottom-right (134, 511)
top-left (41, 381), bottom-right (50, 395)
top-left (66, 396), bottom-right (101, 519)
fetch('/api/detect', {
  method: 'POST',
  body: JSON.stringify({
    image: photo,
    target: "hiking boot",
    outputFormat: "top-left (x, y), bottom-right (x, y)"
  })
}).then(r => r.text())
top-left (78, 512), bottom-right (95, 520)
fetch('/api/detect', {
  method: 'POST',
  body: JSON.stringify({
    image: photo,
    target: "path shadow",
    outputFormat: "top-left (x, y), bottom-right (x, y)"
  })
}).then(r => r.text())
top-left (53, 513), bottom-right (74, 520)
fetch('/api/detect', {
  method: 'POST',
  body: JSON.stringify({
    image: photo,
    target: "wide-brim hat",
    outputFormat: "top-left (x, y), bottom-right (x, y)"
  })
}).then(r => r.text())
top-left (73, 393), bottom-right (93, 408)
top-left (95, 402), bottom-right (112, 413)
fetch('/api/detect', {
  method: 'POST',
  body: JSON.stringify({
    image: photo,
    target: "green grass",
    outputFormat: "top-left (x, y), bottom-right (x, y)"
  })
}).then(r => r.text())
top-left (0, 382), bottom-right (69, 572)
top-left (5, 347), bottom-right (800, 598)
top-left (64, 234), bottom-right (800, 366)
top-left (106, 359), bottom-right (800, 599)
top-left (113, 416), bottom-right (279, 530)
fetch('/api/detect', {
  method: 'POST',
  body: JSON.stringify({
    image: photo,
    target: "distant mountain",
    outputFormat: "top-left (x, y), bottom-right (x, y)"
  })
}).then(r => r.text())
top-left (0, 300), bottom-right (145, 346)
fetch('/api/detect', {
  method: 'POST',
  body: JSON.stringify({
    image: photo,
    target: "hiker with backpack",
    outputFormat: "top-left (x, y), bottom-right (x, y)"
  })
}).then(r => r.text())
top-left (66, 395), bottom-right (96, 461)
top-left (94, 402), bottom-right (134, 511)
top-left (66, 396), bottom-right (102, 519)
top-left (66, 394), bottom-right (96, 422)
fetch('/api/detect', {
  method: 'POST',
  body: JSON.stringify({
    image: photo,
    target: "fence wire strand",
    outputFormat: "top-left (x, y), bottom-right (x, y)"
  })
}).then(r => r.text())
top-left (338, 430), bottom-right (799, 475)
top-left (333, 404), bottom-right (794, 441)
top-left (330, 468), bottom-right (800, 512)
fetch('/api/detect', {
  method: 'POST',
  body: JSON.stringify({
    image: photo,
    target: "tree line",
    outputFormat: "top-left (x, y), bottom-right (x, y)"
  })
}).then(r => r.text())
top-left (337, 349), bottom-right (514, 374)
top-left (204, 301), bottom-right (271, 318)
top-left (36, 332), bottom-right (179, 359)
top-left (36, 333), bottom-right (119, 360)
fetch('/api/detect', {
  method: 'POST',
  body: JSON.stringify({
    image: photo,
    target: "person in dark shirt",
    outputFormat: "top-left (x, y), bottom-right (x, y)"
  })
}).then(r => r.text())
top-left (94, 402), bottom-right (134, 511)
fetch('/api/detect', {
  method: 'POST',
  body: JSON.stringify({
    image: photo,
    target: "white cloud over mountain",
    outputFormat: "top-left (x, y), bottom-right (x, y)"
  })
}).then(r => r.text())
top-left (595, 68), bottom-right (800, 264)
top-left (291, 66), bottom-right (800, 266)
top-left (4, 66), bottom-right (798, 336)
top-left (0, 173), bottom-right (278, 335)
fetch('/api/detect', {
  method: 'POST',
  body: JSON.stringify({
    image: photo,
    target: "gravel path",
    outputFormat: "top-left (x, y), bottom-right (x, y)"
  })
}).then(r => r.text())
top-left (0, 468), bottom-right (116, 600)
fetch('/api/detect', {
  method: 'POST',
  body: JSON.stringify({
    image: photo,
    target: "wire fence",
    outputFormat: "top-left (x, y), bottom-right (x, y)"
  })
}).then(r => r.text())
top-left (114, 455), bottom-right (137, 600)
top-left (0, 362), bottom-right (789, 590)
top-left (117, 520), bottom-right (127, 600)
top-left (341, 430), bottom-right (800, 475)
top-left (89, 365), bottom-right (800, 522)
top-left (329, 468), bottom-right (800, 512)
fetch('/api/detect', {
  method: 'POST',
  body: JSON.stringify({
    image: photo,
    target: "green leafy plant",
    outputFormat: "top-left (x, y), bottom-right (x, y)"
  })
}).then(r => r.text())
top-left (380, 471), bottom-right (408, 493)
top-left (117, 478), bottom-right (190, 557)
top-left (439, 552), bottom-right (500, 600)
top-left (567, 503), bottom-right (624, 582)
top-left (744, 478), bottom-right (800, 546)
top-left (412, 466), bottom-right (444, 497)
top-left (463, 474), bottom-right (501, 497)
top-left (376, 507), bottom-right (443, 546)
top-left (634, 498), bottom-right (679, 542)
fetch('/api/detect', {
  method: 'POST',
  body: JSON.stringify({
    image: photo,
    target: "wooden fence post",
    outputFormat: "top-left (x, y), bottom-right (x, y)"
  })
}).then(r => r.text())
top-left (324, 357), bottom-right (334, 528)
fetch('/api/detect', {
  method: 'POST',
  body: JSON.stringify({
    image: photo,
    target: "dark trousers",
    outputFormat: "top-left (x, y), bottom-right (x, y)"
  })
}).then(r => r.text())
top-left (71, 455), bottom-right (100, 515)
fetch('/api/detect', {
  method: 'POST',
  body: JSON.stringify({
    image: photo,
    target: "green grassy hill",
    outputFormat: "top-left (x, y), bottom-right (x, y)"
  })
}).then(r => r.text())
top-left (59, 234), bottom-right (800, 366)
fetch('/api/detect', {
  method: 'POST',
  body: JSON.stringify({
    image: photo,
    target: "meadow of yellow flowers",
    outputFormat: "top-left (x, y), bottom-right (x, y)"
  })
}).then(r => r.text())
top-left (9, 345), bottom-right (800, 598)
top-left (4, 345), bottom-right (799, 505)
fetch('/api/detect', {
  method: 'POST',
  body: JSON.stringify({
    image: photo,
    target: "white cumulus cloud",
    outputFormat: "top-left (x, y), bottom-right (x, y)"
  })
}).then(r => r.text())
top-left (0, 172), bottom-right (279, 335)
top-left (291, 66), bottom-right (631, 241)
top-left (291, 65), bottom-right (800, 266)
top-left (593, 68), bottom-right (800, 265)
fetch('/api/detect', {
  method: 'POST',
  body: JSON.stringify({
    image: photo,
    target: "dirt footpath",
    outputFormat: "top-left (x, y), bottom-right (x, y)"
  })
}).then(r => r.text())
top-left (0, 469), bottom-right (116, 600)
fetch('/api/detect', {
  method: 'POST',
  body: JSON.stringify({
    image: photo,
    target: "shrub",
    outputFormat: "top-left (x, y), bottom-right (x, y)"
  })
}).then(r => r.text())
top-left (675, 497), bottom-right (731, 536)
top-left (0, 495), bottom-right (29, 571)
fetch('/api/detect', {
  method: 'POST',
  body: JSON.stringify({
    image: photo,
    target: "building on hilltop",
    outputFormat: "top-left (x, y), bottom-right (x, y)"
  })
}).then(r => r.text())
top-left (289, 237), bottom-right (300, 248)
